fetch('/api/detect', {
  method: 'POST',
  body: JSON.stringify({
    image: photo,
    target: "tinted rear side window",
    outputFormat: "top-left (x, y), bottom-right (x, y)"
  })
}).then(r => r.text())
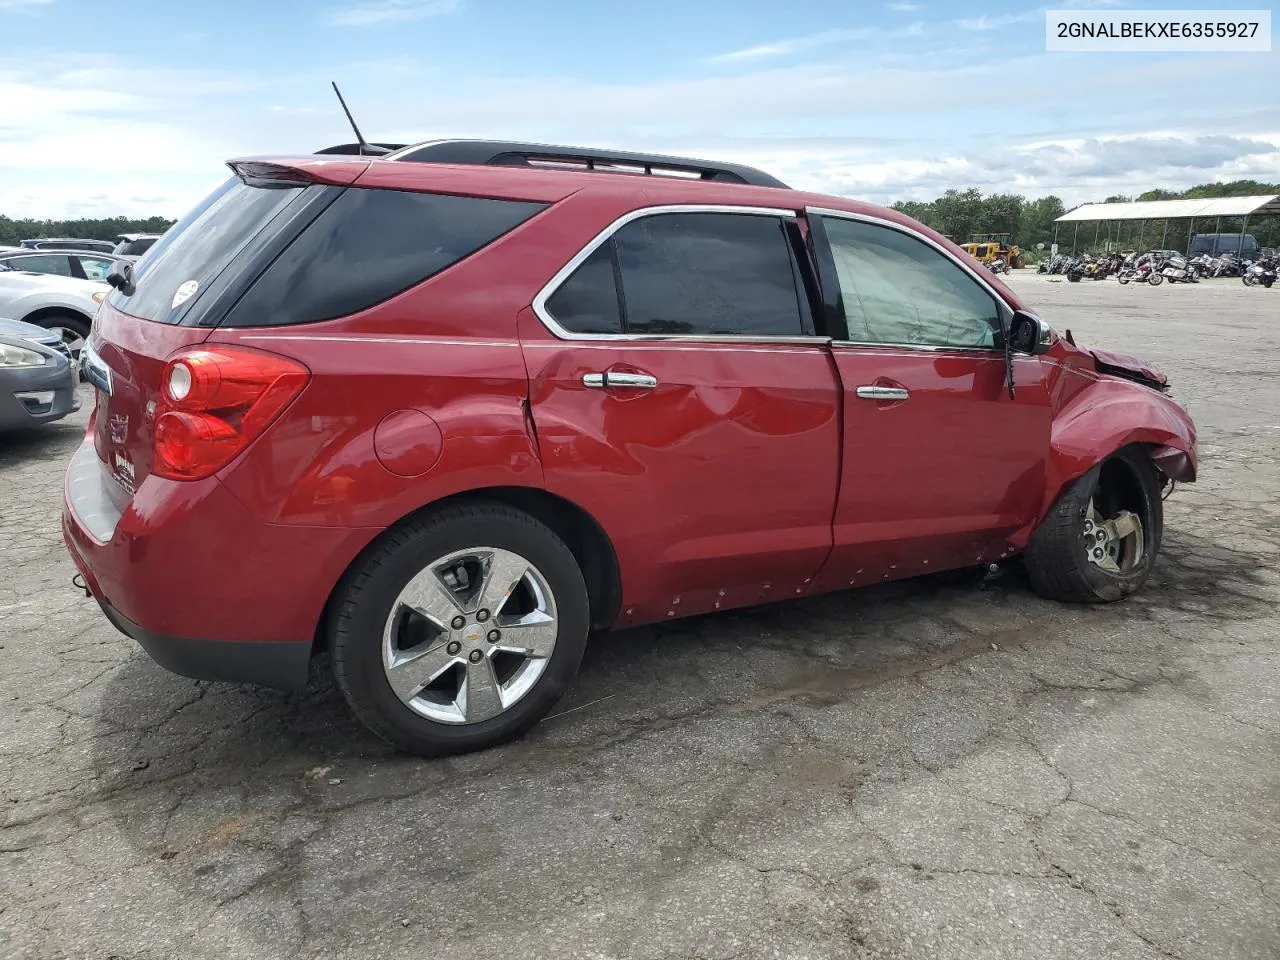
top-left (544, 244), bottom-right (622, 334)
top-left (543, 212), bottom-right (807, 337)
top-left (223, 189), bottom-right (547, 328)
top-left (108, 178), bottom-right (310, 324)
top-left (616, 214), bottom-right (804, 336)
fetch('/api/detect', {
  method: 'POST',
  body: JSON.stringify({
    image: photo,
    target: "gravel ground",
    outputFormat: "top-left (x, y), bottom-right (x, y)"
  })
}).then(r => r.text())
top-left (1, 274), bottom-right (1277, 960)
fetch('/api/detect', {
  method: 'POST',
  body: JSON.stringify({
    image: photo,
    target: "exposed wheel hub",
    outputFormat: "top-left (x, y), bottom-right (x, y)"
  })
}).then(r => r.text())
top-left (1084, 499), bottom-right (1144, 574)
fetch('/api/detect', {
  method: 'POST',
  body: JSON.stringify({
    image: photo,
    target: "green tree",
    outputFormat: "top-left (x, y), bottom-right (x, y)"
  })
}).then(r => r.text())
top-left (0, 215), bottom-right (176, 247)
top-left (1018, 195), bottom-right (1066, 251)
top-left (891, 200), bottom-right (935, 227)
top-left (931, 188), bottom-right (985, 242)
top-left (978, 193), bottom-right (1024, 236)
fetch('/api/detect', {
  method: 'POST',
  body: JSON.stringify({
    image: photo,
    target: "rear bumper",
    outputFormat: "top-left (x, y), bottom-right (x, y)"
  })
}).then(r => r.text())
top-left (62, 439), bottom-right (378, 688)
top-left (96, 597), bottom-right (312, 690)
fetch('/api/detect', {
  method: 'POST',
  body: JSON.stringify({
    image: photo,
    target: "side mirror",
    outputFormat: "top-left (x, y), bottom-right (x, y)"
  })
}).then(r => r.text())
top-left (105, 260), bottom-right (134, 296)
top-left (1008, 310), bottom-right (1053, 355)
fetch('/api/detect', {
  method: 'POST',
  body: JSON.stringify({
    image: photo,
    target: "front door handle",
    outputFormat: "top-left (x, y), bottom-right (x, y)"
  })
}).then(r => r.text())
top-left (856, 385), bottom-right (909, 401)
top-left (583, 372), bottom-right (658, 389)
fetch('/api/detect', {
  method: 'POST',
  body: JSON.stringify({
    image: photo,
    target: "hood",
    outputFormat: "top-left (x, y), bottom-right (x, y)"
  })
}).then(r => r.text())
top-left (0, 315), bottom-right (62, 343)
top-left (1075, 343), bottom-right (1168, 390)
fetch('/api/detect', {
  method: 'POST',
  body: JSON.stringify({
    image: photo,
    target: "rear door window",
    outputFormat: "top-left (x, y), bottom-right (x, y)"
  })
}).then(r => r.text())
top-left (222, 189), bottom-right (547, 328)
top-left (544, 245), bottom-right (622, 335)
top-left (542, 211), bottom-right (810, 338)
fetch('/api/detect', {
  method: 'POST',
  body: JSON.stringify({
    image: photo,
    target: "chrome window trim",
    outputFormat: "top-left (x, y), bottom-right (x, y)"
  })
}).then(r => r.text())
top-left (830, 340), bottom-right (1001, 354)
top-left (531, 203), bottom-right (827, 344)
top-left (807, 205), bottom-right (1011, 355)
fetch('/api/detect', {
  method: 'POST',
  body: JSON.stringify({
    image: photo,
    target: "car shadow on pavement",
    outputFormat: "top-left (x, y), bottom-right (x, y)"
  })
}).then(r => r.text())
top-left (79, 525), bottom-right (1271, 918)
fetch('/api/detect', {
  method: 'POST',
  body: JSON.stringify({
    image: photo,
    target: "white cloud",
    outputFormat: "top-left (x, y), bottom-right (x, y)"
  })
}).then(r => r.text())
top-left (885, 1), bottom-right (921, 10)
top-left (0, 47), bottom-right (1276, 219)
top-left (323, 0), bottom-right (463, 27)
top-left (783, 133), bottom-right (1280, 206)
top-left (706, 28), bottom-right (874, 64)
top-left (957, 9), bottom-right (1044, 31)
top-left (0, 0), bottom-right (55, 9)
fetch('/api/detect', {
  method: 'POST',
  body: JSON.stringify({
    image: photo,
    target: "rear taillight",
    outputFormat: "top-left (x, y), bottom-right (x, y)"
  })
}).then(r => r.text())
top-left (152, 345), bottom-right (309, 481)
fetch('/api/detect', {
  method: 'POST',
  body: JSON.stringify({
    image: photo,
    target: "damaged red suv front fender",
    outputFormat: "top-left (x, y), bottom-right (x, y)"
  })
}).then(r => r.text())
top-left (1009, 365), bottom-right (1197, 549)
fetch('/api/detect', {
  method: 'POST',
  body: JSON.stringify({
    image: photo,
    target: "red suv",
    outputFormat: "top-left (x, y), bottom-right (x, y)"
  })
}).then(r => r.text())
top-left (63, 141), bottom-right (1197, 756)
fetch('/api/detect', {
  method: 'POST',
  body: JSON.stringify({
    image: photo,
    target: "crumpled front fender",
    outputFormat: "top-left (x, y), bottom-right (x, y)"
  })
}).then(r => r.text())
top-left (1009, 379), bottom-right (1197, 548)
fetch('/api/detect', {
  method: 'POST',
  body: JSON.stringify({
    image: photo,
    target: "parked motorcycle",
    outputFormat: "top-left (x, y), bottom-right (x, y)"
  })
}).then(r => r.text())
top-left (1066, 254), bottom-right (1118, 281)
top-left (1117, 255), bottom-right (1155, 285)
top-left (1242, 256), bottom-right (1277, 288)
top-left (1153, 254), bottom-right (1194, 284)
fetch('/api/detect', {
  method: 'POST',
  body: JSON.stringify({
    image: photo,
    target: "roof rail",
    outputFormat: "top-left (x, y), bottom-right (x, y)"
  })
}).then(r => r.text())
top-left (379, 139), bottom-right (791, 189)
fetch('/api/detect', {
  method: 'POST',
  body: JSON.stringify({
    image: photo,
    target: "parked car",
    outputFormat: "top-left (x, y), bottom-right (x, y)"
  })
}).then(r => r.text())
top-left (20, 238), bottom-right (117, 255)
top-left (0, 270), bottom-right (107, 363)
top-left (0, 316), bottom-right (81, 430)
top-left (0, 249), bottom-right (121, 283)
top-left (113, 234), bottom-right (163, 257)
top-left (63, 141), bottom-right (1198, 757)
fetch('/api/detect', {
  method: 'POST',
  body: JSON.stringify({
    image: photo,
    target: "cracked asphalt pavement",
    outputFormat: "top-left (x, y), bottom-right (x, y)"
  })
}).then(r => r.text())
top-left (2, 274), bottom-right (1277, 960)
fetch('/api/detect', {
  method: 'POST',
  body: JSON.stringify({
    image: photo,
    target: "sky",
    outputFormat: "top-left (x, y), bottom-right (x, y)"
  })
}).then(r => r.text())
top-left (1, 0), bottom-right (1277, 220)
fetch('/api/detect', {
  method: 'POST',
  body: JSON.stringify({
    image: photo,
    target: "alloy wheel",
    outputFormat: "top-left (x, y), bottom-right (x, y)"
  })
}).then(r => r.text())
top-left (381, 547), bottom-right (558, 724)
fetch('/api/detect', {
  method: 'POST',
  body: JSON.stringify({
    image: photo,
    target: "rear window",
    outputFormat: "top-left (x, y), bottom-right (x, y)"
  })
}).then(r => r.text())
top-left (108, 178), bottom-right (311, 324)
top-left (221, 189), bottom-right (547, 328)
top-left (115, 238), bottom-right (158, 257)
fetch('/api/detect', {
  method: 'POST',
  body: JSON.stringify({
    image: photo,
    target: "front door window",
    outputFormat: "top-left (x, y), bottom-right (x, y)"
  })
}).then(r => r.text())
top-left (822, 217), bottom-right (1001, 349)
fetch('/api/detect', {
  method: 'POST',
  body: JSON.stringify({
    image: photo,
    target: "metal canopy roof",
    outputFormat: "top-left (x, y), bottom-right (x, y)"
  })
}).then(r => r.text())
top-left (1056, 195), bottom-right (1280, 222)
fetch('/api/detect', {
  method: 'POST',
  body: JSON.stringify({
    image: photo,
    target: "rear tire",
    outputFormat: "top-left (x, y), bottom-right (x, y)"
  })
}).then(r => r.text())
top-left (1023, 447), bottom-right (1164, 603)
top-left (331, 503), bottom-right (590, 756)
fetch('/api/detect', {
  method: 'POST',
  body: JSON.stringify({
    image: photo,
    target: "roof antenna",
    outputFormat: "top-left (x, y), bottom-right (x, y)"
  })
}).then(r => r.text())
top-left (331, 81), bottom-right (384, 156)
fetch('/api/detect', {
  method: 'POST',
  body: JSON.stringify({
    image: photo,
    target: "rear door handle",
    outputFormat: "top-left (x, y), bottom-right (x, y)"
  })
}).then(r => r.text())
top-left (583, 372), bottom-right (658, 389)
top-left (856, 385), bottom-right (909, 401)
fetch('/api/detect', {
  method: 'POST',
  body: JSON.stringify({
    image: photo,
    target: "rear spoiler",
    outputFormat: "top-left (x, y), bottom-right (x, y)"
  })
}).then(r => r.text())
top-left (227, 157), bottom-right (372, 187)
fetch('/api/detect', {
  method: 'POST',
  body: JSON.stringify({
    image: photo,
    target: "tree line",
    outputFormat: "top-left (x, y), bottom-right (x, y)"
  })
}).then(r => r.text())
top-left (5, 178), bottom-right (1277, 255)
top-left (0, 215), bottom-right (176, 247)
top-left (891, 179), bottom-right (1280, 256)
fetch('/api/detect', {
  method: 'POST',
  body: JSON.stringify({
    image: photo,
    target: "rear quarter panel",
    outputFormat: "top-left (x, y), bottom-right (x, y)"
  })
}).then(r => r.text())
top-left (209, 218), bottom-right (554, 529)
